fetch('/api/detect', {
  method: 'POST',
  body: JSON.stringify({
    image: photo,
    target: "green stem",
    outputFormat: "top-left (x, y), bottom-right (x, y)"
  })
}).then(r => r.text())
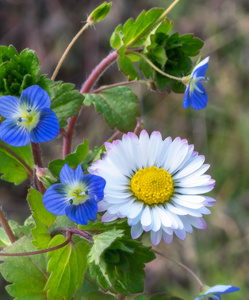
top-left (0, 209), bottom-right (16, 244)
top-left (153, 249), bottom-right (204, 287)
top-left (126, 50), bottom-right (183, 82)
top-left (0, 232), bottom-right (72, 257)
top-left (51, 23), bottom-right (89, 81)
top-left (0, 142), bottom-right (33, 179)
top-left (126, 0), bottom-right (181, 48)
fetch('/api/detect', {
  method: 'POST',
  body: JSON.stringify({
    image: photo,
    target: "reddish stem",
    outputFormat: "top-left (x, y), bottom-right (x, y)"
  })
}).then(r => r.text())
top-left (0, 233), bottom-right (72, 257)
top-left (31, 142), bottom-right (46, 194)
top-left (62, 51), bottom-right (119, 158)
top-left (0, 209), bottom-right (16, 244)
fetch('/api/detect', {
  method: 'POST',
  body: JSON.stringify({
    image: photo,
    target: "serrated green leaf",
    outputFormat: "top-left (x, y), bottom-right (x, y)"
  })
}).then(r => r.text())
top-left (88, 2), bottom-right (112, 25)
top-left (45, 235), bottom-right (90, 300)
top-left (84, 86), bottom-right (140, 132)
top-left (50, 82), bottom-right (84, 127)
top-left (0, 236), bottom-right (48, 299)
top-left (0, 219), bottom-right (34, 247)
top-left (179, 34), bottom-right (204, 56)
top-left (88, 229), bottom-right (124, 265)
top-left (0, 46), bottom-right (41, 96)
top-left (74, 279), bottom-right (100, 300)
top-left (27, 188), bottom-right (56, 249)
top-left (0, 140), bottom-right (34, 185)
top-left (110, 8), bottom-right (164, 49)
top-left (49, 139), bottom-right (89, 177)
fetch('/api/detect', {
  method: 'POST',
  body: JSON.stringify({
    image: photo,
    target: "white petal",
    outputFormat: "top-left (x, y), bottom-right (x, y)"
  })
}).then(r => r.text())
top-left (127, 202), bottom-right (144, 219)
top-left (173, 155), bottom-right (205, 179)
top-left (141, 205), bottom-right (152, 227)
top-left (151, 207), bottom-right (161, 231)
top-left (148, 131), bottom-right (163, 166)
top-left (139, 130), bottom-right (150, 167)
top-left (174, 229), bottom-right (186, 240)
top-left (102, 212), bottom-right (118, 222)
top-left (162, 231), bottom-right (173, 244)
top-left (156, 137), bottom-right (172, 167)
top-left (150, 229), bottom-right (162, 246)
top-left (175, 184), bottom-right (215, 194)
top-left (131, 223), bottom-right (143, 239)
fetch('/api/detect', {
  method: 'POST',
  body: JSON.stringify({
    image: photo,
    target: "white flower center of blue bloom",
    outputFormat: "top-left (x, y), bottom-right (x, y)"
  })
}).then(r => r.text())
top-left (189, 74), bottom-right (208, 94)
top-left (67, 183), bottom-right (89, 205)
top-left (17, 107), bottom-right (40, 131)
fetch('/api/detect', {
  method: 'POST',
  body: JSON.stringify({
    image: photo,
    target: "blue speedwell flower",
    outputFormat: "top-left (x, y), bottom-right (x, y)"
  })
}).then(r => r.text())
top-left (0, 85), bottom-right (59, 146)
top-left (183, 57), bottom-right (209, 110)
top-left (43, 163), bottom-right (106, 225)
top-left (194, 284), bottom-right (240, 300)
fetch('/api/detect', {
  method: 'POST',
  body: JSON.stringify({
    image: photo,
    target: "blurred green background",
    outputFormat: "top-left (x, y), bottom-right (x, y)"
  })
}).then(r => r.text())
top-left (0, 0), bottom-right (248, 299)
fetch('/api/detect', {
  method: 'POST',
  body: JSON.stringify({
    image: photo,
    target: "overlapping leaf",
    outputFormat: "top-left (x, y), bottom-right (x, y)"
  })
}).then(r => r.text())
top-left (84, 86), bottom-right (140, 132)
top-left (28, 188), bottom-right (56, 249)
top-left (50, 82), bottom-right (84, 127)
top-left (0, 139), bottom-right (34, 185)
top-left (0, 236), bottom-right (48, 299)
top-left (0, 45), bottom-right (53, 97)
top-left (45, 235), bottom-right (90, 300)
top-left (88, 230), bottom-right (155, 294)
top-left (110, 8), bottom-right (164, 49)
top-left (49, 139), bottom-right (89, 177)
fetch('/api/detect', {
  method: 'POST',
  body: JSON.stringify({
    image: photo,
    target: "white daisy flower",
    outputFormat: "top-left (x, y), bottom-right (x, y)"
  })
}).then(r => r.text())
top-left (88, 130), bottom-right (216, 246)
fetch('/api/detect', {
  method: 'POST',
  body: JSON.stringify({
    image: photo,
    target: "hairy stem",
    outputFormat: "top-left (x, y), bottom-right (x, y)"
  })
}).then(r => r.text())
top-left (126, 50), bottom-right (183, 82)
top-left (0, 209), bottom-right (16, 244)
top-left (0, 233), bottom-right (72, 257)
top-left (31, 142), bottom-right (46, 194)
top-left (153, 249), bottom-right (204, 287)
top-left (51, 23), bottom-right (89, 81)
top-left (0, 142), bottom-right (33, 178)
top-left (62, 51), bottom-right (119, 157)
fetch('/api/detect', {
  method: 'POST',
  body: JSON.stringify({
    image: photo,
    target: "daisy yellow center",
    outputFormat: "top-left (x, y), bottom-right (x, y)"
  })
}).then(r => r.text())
top-left (130, 166), bottom-right (174, 205)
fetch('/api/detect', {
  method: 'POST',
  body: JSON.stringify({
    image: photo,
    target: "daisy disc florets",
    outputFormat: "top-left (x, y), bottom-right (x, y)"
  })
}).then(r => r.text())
top-left (43, 163), bottom-right (106, 225)
top-left (88, 130), bottom-right (216, 245)
top-left (0, 85), bottom-right (59, 147)
top-left (183, 57), bottom-right (209, 110)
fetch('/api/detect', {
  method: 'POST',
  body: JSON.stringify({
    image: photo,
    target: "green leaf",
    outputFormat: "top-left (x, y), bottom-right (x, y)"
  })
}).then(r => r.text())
top-left (27, 188), bottom-right (56, 249)
top-left (179, 34), bottom-right (204, 56)
top-left (88, 231), bottom-right (155, 295)
top-left (50, 82), bottom-right (84, 127)
top-left (0, 45), bottom-right (41, 96)
top-left (49, 139), bottom-right (89, 177)
top-left (74, 279), bottom-right (100, 300)
top-left (88, 229), bottom-right (124, 265)
top-left (0, 140), bottom-right (34, 185)
top-left (117, 53), bottom-right (140, 80)
top-left (0, 236), bottom-right (48, 299)
top-left (84, 86), bottom-right (140, 132)
top-left (45, 235), bottom-right (90, 300)
top-left (88, 2), bottom-right (112, 25)
top-left (110, 8), bottom-right (164, 48)
top-left (0, 219), bottom-right (34, 247)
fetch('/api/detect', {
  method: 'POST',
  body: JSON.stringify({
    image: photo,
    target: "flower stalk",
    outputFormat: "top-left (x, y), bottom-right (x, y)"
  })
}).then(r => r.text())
top-left (63, 51), bottom-right (119, 157)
